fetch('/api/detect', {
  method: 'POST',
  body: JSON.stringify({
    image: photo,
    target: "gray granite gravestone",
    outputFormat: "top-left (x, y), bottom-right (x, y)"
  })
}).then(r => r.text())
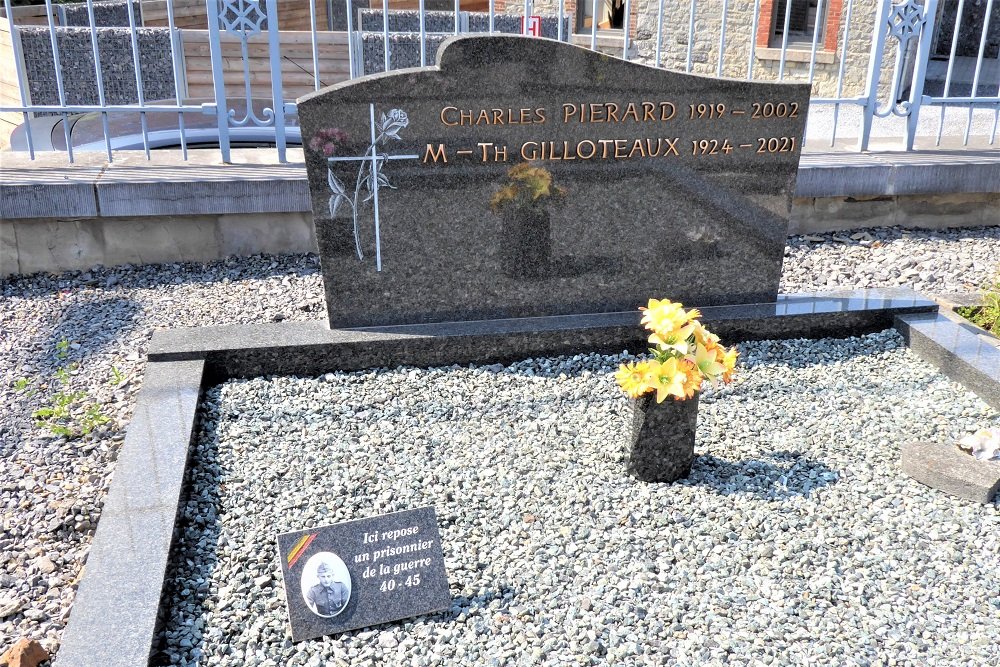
top-left (298, 36), bottom-right (810, 328)
top-left (276, 507), bottom-right (450, 642)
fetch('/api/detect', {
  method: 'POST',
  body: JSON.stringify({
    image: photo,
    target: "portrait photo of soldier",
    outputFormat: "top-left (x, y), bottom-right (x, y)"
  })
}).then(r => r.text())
top-left (300, 552), bottom-right (351, 618)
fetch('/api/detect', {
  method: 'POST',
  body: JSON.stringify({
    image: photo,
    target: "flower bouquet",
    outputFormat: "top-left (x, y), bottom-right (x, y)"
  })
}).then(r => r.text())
top-left (615, 299), bottom-right (738, 482)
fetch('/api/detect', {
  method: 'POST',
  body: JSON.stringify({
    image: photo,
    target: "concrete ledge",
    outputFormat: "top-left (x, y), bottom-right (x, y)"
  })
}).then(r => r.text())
top-left (3, 148), bottom-right (998, 220)
top-left (795, 150), bottom-right (1000, 198)
top-left (901, 440), bottom-right (1000, 504)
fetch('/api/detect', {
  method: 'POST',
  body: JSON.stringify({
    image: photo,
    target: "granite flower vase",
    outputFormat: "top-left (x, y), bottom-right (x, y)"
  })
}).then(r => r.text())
top-left (627, 394), bottom-right (700, 483)
top-left (498, 207), bottom-right (551, 278)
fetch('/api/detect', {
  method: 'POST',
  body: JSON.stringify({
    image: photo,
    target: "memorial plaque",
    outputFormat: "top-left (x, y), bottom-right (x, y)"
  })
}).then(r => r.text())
top-left (299, 35), bottom-right (811, 328)
top-left (276, 507), bottom-right (450, 641)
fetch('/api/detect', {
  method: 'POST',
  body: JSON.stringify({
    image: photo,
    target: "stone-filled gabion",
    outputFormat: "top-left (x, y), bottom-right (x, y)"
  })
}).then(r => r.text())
top-left (362, 32), bottom-right (450, 74)
top-left (17, 27), bottom-right (176, 110)
top-left (359, 12), bottom-right (573, 75)
top-left (59, 0), bottom-right (141, 28)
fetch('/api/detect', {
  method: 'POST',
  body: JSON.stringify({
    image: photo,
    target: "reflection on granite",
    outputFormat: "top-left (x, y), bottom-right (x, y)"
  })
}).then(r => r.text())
top-left (896, 312), bottom-right (1000, 411)
top-left (54, 360), bottom-right (205, 667)
top-left (298, 36), bottom-right (811, 327)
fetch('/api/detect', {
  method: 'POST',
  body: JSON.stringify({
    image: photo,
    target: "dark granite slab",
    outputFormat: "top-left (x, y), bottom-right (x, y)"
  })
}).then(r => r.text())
top-left (276, 507), bottom-right (450, 641)
top-left (146, 289), bottom-right (936, 380)
top-left (901, 440), bottom-right (1000, 504)
top-left (895, 311), bottom-right (1000, 411)
top-left (54, 360), bottom-right (205, 667)
top-left (298, 35), bottom-right (810, 327)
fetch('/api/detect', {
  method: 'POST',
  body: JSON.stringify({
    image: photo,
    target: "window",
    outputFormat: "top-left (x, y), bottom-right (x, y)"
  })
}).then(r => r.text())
top-left (770, 0), bottom-right (826, 47)
top-left (757, 0), bottom-right (843, 54)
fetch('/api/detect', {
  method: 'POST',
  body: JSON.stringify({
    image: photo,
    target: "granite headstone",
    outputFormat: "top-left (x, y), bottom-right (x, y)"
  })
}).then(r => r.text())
top-left (299, 36), bottom-right (810, 328)
top-left (276, 507), bottom-right (450, 641)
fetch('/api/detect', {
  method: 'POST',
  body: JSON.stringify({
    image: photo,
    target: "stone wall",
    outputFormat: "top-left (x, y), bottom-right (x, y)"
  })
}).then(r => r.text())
top-left (18, 26), bottom-right (176, 108)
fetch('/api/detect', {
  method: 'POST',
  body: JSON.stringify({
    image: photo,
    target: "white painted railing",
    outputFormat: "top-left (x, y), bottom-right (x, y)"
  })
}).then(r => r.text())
top-left (0, 0), bottom-right (996, 163)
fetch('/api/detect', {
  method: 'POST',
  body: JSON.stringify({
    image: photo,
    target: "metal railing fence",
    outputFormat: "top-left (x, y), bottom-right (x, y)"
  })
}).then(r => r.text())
top-left (0, 0), bottom-right (996, 163)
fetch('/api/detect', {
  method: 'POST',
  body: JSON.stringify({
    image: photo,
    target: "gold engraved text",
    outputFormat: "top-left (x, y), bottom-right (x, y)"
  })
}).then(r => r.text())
top-left (423, 143), bottom-right (448, 163)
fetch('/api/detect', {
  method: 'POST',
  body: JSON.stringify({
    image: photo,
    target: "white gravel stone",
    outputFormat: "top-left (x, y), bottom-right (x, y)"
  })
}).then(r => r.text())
top-left (155, 331), bottom-right (999, 666)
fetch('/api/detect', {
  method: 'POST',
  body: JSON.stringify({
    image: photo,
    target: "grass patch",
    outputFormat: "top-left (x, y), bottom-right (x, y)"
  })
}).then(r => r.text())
top-left (956, 267), bottom-right (1000, 335)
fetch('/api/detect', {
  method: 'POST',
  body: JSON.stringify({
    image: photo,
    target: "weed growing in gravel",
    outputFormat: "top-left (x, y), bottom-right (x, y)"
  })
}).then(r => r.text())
top-left (13, 338), bottom-right (112, 439)
top-left (957, 265), bottom-right (999, 335)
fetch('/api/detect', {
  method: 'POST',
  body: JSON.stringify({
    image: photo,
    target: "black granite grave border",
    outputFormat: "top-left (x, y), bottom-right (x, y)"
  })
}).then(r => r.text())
top-left (53, 289), bottom-right (1000, 667)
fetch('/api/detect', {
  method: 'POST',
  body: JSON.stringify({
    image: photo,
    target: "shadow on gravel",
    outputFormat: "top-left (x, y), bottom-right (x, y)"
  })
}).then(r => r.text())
top-left (151, 405), bottom-right (223, 666)
top-left (684, 450), bottom-right (839, 499)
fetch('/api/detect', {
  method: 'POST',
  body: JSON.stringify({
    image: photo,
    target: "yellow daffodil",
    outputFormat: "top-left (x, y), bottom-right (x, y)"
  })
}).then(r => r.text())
top-left (648, 358), bottom-right (687, 403)
top-left (615, 361), bottom-right (652, 398)
top-left (648, 323), bottom-right (696, 354)
top-left (640, 299), bottom-right (700, 336)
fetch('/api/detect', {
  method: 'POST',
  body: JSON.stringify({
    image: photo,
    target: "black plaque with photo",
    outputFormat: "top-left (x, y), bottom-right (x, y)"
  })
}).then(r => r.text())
top-left (275, 506), bottom-right (450, 641)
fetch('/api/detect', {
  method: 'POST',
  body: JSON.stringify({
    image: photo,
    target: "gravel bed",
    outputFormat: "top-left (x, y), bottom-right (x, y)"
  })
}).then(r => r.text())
top-left (780, 226), bottom-right (1000, 294)
top-left (0, 224), bottom-right (997, 659)
top-left (155, 331), bottom-right (999, 666)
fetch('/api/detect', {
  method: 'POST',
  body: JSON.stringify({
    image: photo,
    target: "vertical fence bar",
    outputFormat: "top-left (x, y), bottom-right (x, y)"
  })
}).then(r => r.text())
top-left (381, 0), bottom-right (391, 72)
top-left (686, 0), bottom-right (696, 72)
top-left (85, 0), bottom-right (113, 161)
top-left (936, 0), bottom-right (964, 145)
top-left (489, 0), bottom-right (494, 33)
top-left (830, 0), bottom-right (854, 147)
top-left (991, 80), bottom-right (999, 144)
top-left (654, 0), bottom-right (664, 68)
top-left (807, 0), bottom-right (824, 84)
top-left (716, 0), bottom-right (728, 76)
top-left (777, 0), bottom-right (792, 80)
top-left (345, 0), bottom-right (355, 79)
top-left (963, 0), bottom-right (993, 145)
top-left (522, 0), bottom-right (529, 35)
top-left (419, 0), bottom-right (426, 66)
top-left (558, 0), bottom-right (564, 42)
top-left (903, 0), bottom-right (936, 150)
top-left (858, 0), bottom-right (892, 151)
top-left (1, 0), bottom-right (34, 158)
top-left (590, 0), bottom-right (598, 51)
top-left (166, 0), bottom-right (188, 160)
top-left (42, 0), bottom-right (74, 162)
top-left (309, 0), bottom-right (320, 90)
top-left (622, 0), bottom-right (631, 60)
top-left (264, 0), bottom-right (286, 162)
top-left (456, 0), bottom-right (461, 35)
top-left (206, 0), bottom-right (230, 161)
top-left (747, 0), bottom-right (760, 79)
top-left (125, 0), bottom-right (150, 158)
